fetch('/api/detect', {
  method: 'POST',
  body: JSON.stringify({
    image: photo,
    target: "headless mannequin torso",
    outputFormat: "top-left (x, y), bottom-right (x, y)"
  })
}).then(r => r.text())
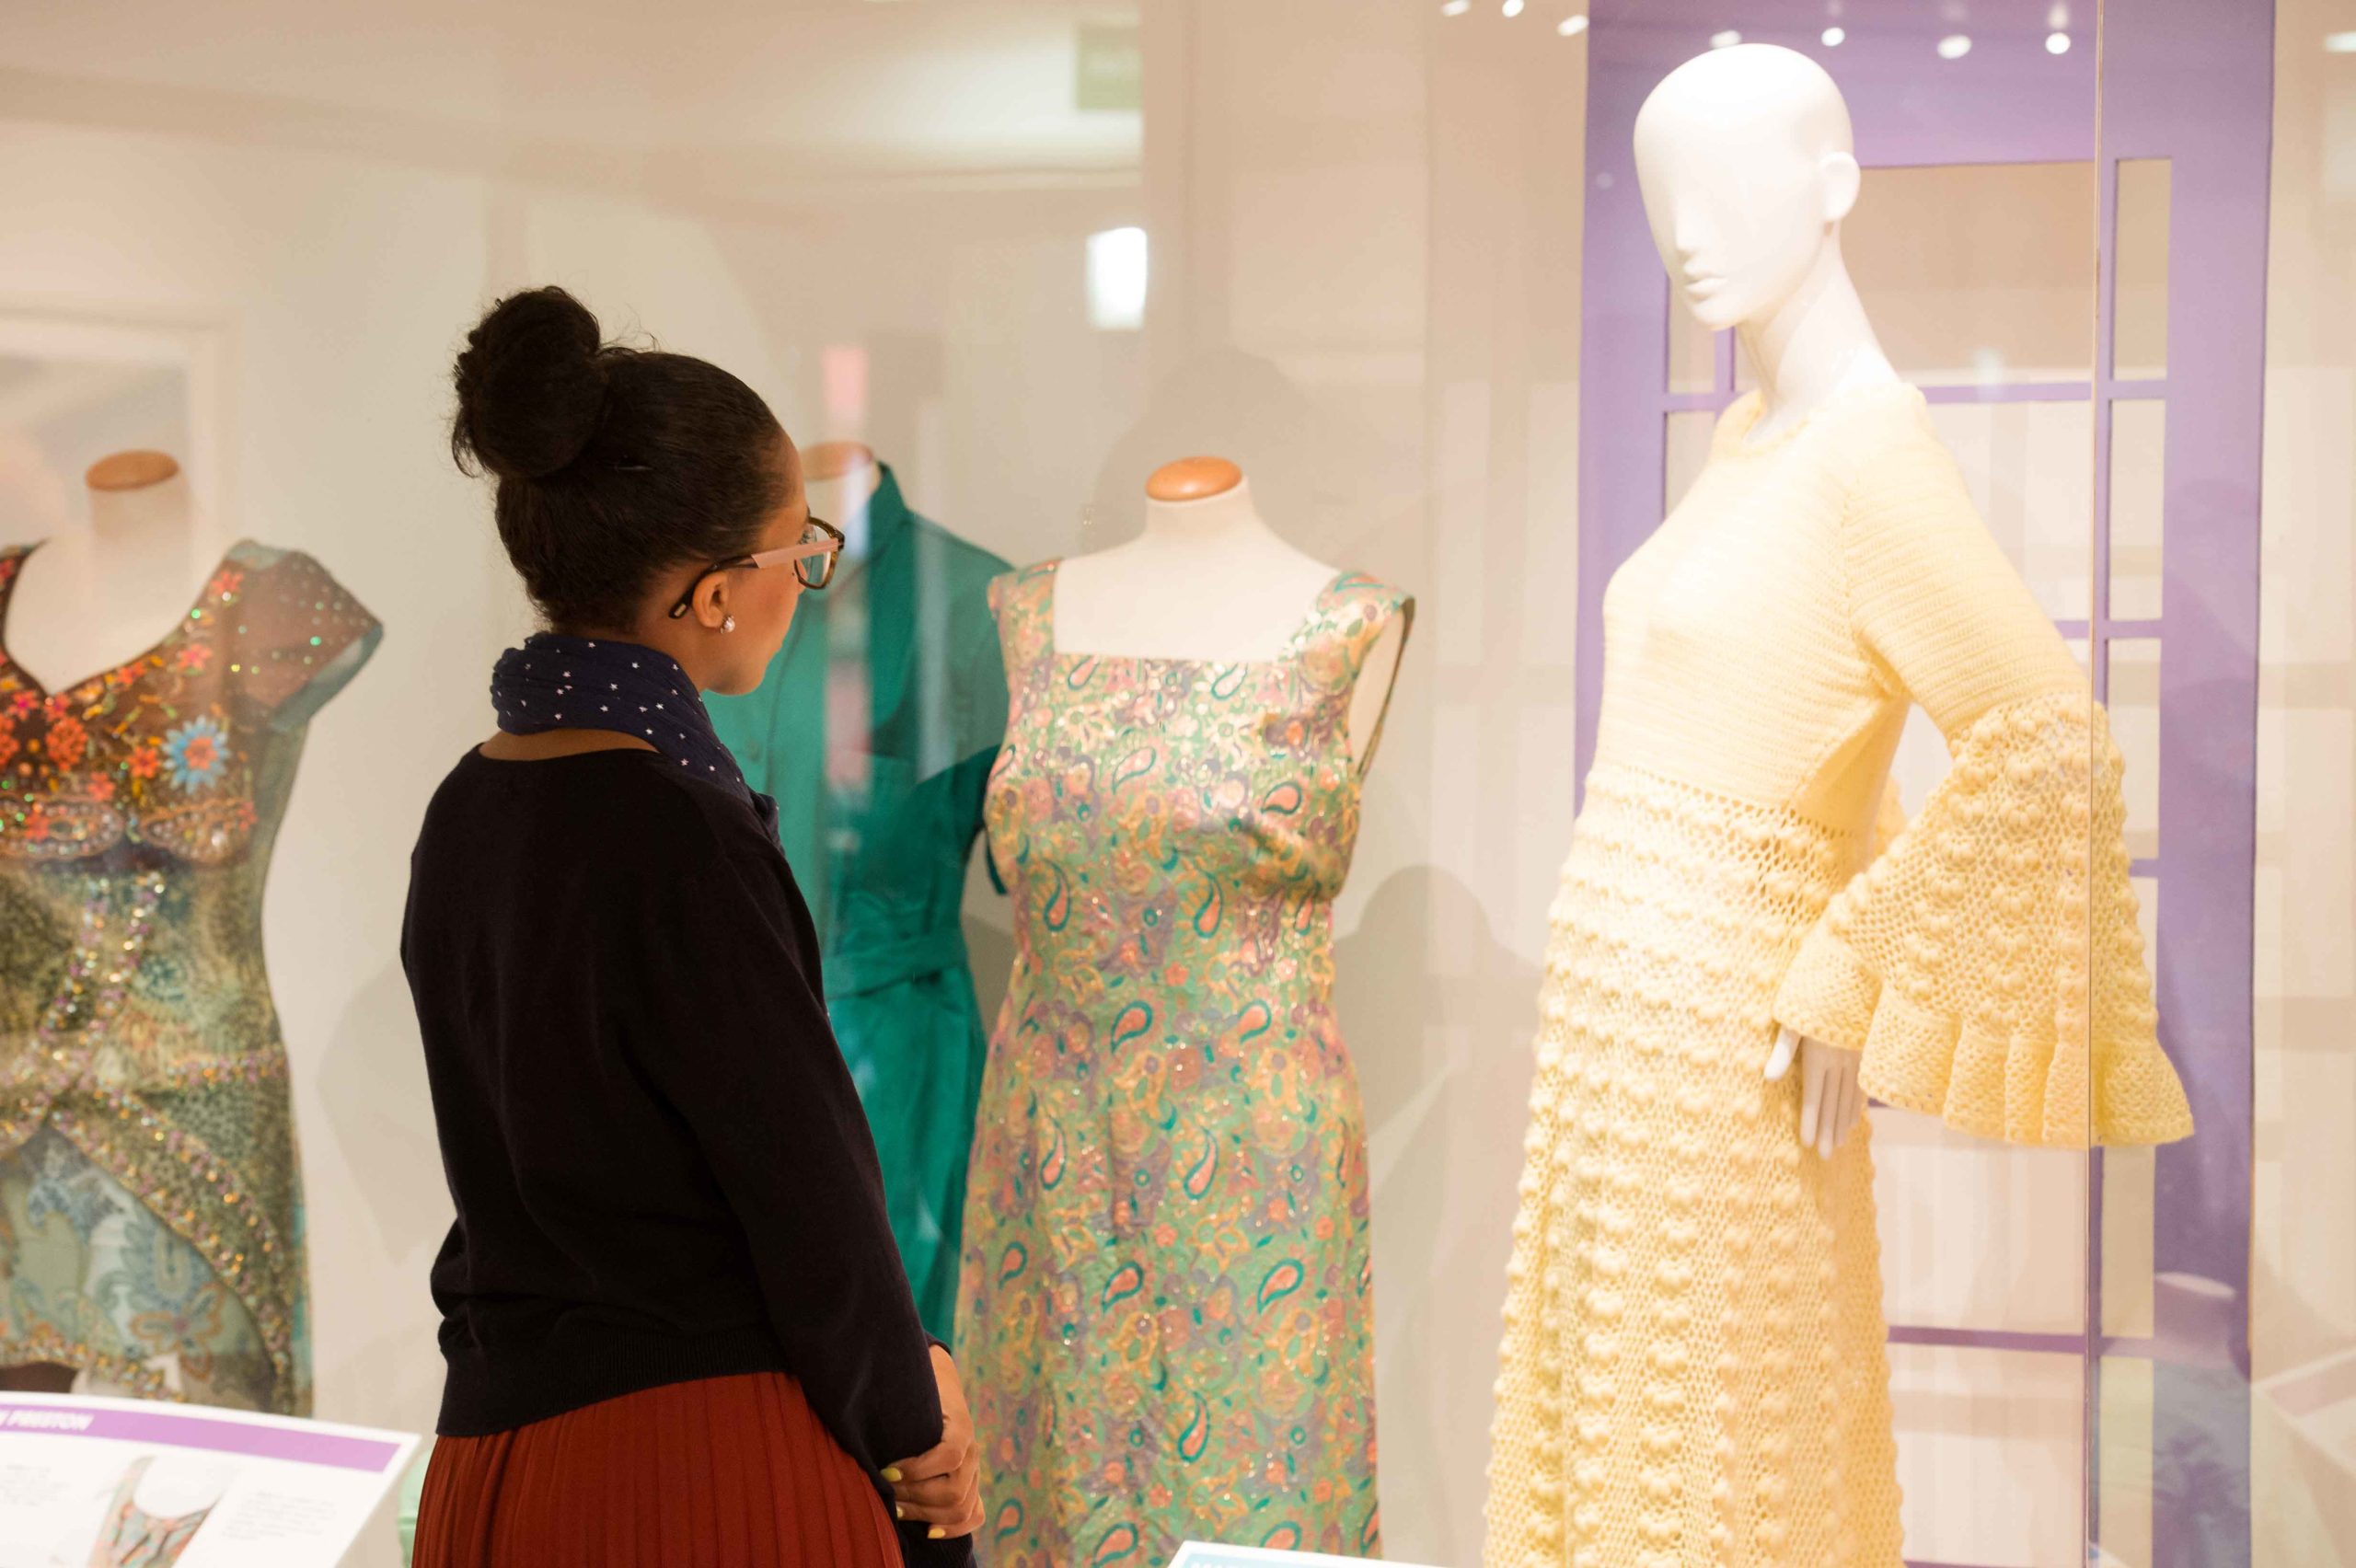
top-left (5, 453), bottom-right (211, 699)
top-left (1051, 458), bottom-right (1404, 765)
top-left (1633, 43), bottom-right (1894, 1154)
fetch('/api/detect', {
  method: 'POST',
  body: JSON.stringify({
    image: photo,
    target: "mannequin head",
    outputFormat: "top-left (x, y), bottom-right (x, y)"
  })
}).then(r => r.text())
top-left (1633, 44), bottom-right (1861, 332)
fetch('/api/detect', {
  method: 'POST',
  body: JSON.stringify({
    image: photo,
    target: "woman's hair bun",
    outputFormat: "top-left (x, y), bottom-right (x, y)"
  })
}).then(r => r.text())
top-left (451, 286), bottom-right (609, 481)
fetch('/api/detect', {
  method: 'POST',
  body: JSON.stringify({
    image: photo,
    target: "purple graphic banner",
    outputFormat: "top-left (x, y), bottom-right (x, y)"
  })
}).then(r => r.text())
top-left (0, 1402), bottom-right (402, 1473)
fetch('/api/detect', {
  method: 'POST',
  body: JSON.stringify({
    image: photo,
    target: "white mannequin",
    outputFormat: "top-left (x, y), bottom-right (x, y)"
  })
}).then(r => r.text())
top-left (5, 451), bottom-right (209, 698)
top-left (1051, 457), bottom-right (1405, 766)
top-left (1634, 44), bottom-right (1896, 1157)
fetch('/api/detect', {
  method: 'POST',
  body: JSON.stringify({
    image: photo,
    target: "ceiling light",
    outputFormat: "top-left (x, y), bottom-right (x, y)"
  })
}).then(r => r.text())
top-left (1086, 227), bottom-right (1148, 332)
top-left (1440, 0), bottom-right (1471, 15)
top-left (1937, 33), bottom-right (1973, 59)
top-left (1502, 0), bottom-right (1525, 16)
top-left (1558, 15), bottom-right (1589, 37)
top-left (1821, 26), bottom-right (1846, 45)
top-left (2327, 30), bottom-right (2356, 52)
top-left (1711, 29), bottom-right (1742, 49)
top-left (2047, 30), bottom-right (2072, 53)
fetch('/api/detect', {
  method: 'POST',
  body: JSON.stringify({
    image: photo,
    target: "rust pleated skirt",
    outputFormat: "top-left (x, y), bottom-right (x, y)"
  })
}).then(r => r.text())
top-left (412, 1372), bottom-right (904, 1567)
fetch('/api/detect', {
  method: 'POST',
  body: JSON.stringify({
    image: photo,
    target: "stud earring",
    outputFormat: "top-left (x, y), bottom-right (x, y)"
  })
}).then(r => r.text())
top-left (722, 616), bottom-right (736, 633)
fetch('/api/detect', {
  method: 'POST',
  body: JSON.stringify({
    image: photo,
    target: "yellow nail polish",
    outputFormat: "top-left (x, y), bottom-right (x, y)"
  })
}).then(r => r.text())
top-left (929, 1527), bottom-right (947, 1540)
top-left (894, 1504), bottom-right (905, 1519)
top-left (882, 1468), bottom-right (904, 1483)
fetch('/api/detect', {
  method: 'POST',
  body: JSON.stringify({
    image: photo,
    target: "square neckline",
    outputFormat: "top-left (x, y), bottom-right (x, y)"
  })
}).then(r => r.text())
top-left (1041, 558), bottom-right (1357, 669)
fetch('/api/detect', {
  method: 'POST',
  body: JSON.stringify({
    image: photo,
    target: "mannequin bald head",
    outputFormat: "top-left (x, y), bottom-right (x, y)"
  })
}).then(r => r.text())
top-left (1634, 44), bottom-right (1863, 332)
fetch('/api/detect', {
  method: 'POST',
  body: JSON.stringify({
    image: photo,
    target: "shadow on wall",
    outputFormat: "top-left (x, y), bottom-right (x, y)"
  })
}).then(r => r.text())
top-left (1334, 862), bottom-right (1541, 1557)
top-left (1085, 348), bottom-right (1413, 561)
top-left (314, 960), bottom-right (447, 1270)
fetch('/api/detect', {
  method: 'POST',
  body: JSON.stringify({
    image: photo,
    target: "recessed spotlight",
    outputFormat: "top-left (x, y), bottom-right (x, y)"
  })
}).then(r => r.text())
top-left (1440, 0), bottom-right (1471, 16)
top-left (1502, 0), bottom-right (1525, 16)
top-left (1937, 33), bottom-right (1973, 59)
top-left (1086, 227), bottom-right (1148, 332)
top-left (1711, 29), bottom-right (1742, 49)
top-left (2327, 30), bottom-right (2356, 52)
top-left (1821, 26), bottom-right (1846, 45)
top-left (2046, 30), bottom-right (2072, 53)
top-left (1558, 14), bottom-right (1589, 37)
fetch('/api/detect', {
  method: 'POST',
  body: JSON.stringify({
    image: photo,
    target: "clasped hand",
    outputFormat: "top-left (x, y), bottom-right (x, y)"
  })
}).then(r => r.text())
top-left (1762, 1026), bottom-right (1864, 1159)
top-left (884, 1344), bottom-right (985, 1540)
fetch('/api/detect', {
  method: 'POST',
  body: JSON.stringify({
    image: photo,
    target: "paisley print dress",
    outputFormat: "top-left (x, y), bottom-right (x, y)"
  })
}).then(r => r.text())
top-left (0, 541), bottom-right (380, 1414)
top-left (958, 561), bottom-right (1411, 1566)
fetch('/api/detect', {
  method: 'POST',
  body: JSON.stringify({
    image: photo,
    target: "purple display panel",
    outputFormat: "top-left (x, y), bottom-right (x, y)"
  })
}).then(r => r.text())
top-left (1576, 3), bottom-right (2267, 1565)
top-left (2095, 6), bottom-right (2269, 1565)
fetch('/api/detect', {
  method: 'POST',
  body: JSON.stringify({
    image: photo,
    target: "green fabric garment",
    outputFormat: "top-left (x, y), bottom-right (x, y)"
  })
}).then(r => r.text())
top-left (707, 467), bottom-right (1009, 1342)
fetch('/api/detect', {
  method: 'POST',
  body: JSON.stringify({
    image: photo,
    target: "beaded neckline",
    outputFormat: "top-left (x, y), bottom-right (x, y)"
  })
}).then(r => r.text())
top-left (0, 539), bottom-right (252, 701)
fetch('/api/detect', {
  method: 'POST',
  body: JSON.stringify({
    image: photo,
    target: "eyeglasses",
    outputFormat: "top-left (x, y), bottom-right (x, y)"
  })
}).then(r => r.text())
top-left (667, 517), bottom-right (846, 619)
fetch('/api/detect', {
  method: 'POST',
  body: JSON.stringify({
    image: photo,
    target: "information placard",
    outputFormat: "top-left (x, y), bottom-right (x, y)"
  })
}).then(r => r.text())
top-left (0, 1392), bottom-right (418, 1567)
top-left (1169, 1545), bottom-right (1446, 1568)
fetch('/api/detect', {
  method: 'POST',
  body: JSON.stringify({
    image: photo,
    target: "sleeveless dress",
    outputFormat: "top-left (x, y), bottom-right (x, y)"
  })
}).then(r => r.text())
top-left (0, 541), bottom-right (379, 1415)
top-left (1484, 385), bottom-right (2192, 1567)
top-left (958, 561), bottom-right (1412, 1566)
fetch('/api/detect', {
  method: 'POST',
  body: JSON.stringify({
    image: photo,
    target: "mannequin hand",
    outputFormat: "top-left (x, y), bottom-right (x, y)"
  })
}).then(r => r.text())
top-left (1764, 1026), bottom-right (1864, 1159)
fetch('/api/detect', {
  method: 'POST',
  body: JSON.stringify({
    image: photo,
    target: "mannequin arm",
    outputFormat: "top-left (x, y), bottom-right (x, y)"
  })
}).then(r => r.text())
top-left (1763, 1027), bottom-right (1863, 1159)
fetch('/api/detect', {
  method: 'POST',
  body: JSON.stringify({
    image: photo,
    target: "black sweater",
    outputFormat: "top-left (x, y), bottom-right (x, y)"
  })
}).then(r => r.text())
top-left (402, 746), bottom-right (970, 1566)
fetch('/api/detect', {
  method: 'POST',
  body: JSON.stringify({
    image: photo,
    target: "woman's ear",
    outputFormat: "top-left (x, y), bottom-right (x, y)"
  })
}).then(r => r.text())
top-left (691, 571), bottom-right (733, 631)
top-left (1819, 149), bottom-right (1863, 226)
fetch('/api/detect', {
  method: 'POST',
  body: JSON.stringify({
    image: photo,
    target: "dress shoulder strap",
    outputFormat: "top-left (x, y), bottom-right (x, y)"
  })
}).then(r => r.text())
top-left (1287, 571), bottom-right (1415, 777)
top-left (987, 559), bottom-right (1060, 675)
top-left (1285, 571), bottom-right (1415, 692)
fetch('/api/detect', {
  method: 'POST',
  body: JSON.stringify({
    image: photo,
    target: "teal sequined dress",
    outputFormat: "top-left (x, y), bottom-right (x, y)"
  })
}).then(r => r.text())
top-left (0, 541), bottom-right (379, 1415)
top-left (706, 467), bottom-right (1008, 1340)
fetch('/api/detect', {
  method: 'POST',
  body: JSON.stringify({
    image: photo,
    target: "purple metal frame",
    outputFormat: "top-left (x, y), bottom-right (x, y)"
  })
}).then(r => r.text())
top-left (1576, 3), bottom-right (2268, 1565)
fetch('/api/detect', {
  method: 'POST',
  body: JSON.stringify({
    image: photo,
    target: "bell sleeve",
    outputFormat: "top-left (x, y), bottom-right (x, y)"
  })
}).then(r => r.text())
top-left (1770, 409), bottom-right (2194, 1148)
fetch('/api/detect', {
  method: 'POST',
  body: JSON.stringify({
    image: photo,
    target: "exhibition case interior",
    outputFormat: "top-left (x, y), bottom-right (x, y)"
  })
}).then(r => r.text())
top-left (0, 0), bottom-right (2350, 1564)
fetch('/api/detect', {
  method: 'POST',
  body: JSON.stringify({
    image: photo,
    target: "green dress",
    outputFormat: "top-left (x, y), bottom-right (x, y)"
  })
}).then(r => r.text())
top-left (706, 466), bottom-right (1008, 1341)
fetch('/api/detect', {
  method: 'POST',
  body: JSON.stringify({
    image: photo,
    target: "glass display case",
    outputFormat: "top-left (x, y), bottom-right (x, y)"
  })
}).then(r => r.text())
top-left (0, 2), bottom-right (2344, 1564)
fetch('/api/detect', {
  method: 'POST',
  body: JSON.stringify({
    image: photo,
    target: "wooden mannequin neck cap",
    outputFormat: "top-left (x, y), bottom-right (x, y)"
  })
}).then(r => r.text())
top-left (86, 450), bottom-right (181, 491)
top-left (1145, 456), bottom-right (1242, 502)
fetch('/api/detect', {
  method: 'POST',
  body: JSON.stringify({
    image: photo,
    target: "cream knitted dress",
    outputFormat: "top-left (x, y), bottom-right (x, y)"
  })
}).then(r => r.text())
top-left (1484, 383), bottom-right (2194, 1568)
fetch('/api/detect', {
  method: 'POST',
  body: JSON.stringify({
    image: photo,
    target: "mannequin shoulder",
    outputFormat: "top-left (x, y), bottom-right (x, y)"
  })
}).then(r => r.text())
top-left (1819, 381), bottom-right (1946, 473)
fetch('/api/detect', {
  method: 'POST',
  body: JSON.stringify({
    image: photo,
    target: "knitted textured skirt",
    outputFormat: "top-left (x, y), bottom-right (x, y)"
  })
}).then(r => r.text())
top-left (412, 1372), bottom-right (903, 1567)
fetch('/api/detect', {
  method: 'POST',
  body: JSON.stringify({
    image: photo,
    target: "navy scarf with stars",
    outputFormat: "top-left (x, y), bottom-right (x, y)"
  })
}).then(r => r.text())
top-left (490, 632), bottom-right (780, 839)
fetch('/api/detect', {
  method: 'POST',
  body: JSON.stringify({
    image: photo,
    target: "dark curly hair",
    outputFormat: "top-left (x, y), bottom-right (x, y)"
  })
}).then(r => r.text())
top-left (450, 286), bottom-right (789, 630)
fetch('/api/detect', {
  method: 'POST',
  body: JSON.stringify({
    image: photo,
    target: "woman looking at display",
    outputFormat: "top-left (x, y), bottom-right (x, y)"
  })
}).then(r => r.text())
top-left (403, 286), bottom-right (980, 1567)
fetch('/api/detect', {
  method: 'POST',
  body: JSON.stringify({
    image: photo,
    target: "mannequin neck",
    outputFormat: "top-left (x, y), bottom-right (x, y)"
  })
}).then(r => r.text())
top-left (807, 462), bottom-right (885, 559)
top-left (40, 471), bottom-right (202, 599)
top-left (1737, 240), bottom-right (1896, 437)
top-left (88, 469), bottom-right (195, 546)
top-left (1138, 478), bottom-right (1278, 555)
